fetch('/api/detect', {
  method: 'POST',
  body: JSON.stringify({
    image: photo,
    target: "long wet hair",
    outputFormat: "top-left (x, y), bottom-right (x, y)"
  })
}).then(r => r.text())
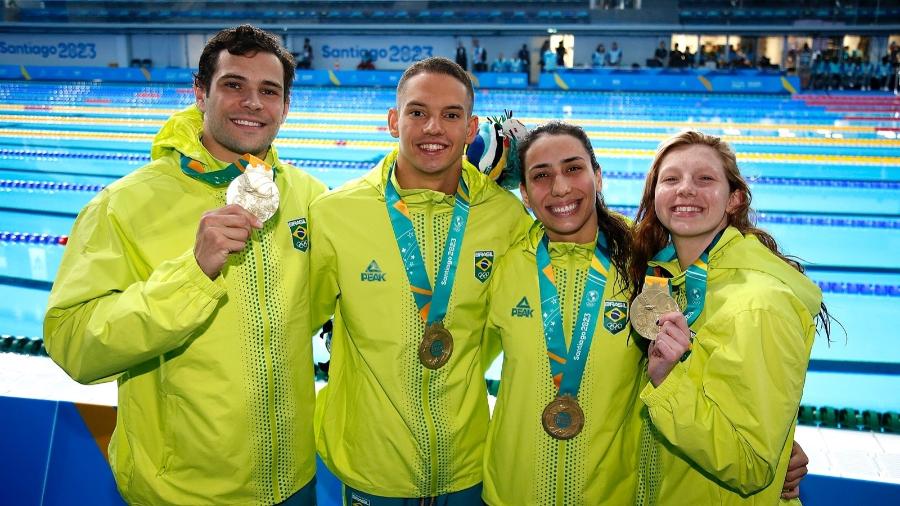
top-left (517, 122), bottom-right (632, 292)
top-left (629, 130), bottom-right (832, 339)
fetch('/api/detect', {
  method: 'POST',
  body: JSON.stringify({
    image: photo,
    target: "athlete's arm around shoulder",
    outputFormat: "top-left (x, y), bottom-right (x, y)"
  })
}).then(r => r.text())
top-left (43, 173), bottom-right (230, 385)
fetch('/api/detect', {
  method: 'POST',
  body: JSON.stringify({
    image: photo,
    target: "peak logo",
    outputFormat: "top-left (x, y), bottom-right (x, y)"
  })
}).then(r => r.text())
top-left (361, 260), bottom-right (387, 282)
top-left (511, 296), bottom-right (534, 318)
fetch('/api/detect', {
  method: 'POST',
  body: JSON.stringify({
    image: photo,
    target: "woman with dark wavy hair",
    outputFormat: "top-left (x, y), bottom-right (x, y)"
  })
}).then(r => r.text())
top-left (482, 122), bottom-right (642, 504)
top-left (629, 130), bottom-right (827, 505)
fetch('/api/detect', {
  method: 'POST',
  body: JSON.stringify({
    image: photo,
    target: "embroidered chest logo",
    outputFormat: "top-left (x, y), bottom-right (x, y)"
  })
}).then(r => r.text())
top-left (474, 250), bottom-right (495, 283)
top-left (288, 217), bottom-right (309, 252)
top-left (511, 296), bottom-right (534, 318)
top-left (603, 300), bottom-right (628, 334)
top-left (361, 260), bottom-right (387, 282)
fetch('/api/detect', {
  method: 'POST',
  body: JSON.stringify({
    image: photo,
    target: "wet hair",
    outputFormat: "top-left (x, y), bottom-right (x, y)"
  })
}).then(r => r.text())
top-left (629, 130), bottom-right (832, 346)
top-left (517, 122), bottom-right (632, 292)
top-left (396, 57), bottom-right (474, 113)
top-left (194, 24), bottom-right (295, 101)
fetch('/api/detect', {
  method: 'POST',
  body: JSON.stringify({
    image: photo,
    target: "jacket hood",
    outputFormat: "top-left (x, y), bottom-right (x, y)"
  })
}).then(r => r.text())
top-left (150, 105), bottom-right (283, 169)
top-left (713, 227), bottom-right (822, 317)
top-left (150, 105), bottom-right (206, 162)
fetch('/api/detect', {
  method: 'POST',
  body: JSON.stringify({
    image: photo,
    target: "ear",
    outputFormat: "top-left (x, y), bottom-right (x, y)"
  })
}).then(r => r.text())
top-left (280, 96), bottom-right (290, 124)
top-left (519, 183), bottom-right (531, 209)
top-left (194, 85), bottom-right (207, 113)
top-left (466, 114), bottom-right (479, 144)
top-left (387, 107), bottom-right (400, 138)
top-left (726, 189), bottom-right (742, 214)
top-left (594, 168), bottom-right (603, 193)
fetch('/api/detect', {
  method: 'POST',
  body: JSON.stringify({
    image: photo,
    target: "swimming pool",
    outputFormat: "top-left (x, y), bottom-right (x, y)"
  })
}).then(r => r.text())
top-left (1, 83), bottom-right (898, 416)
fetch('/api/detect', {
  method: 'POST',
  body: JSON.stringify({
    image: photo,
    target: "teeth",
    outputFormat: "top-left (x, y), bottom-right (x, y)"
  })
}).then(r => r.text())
top-left (674, 206), bottom-right (701, 212)
top-left (550, 203), bottom-right (577, 214)
top-left (234, 119), bottom-right (262, 127)
top-left (419, 143), bottom-right (445, 151)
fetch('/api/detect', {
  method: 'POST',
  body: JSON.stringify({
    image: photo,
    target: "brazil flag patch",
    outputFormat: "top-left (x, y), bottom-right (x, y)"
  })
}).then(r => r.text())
top-left (288, 217), bottom-right (309, 252)
top-left (603, 300), bottom-right (628, 334)
top-left (474, 250), bottom-right (494, 283)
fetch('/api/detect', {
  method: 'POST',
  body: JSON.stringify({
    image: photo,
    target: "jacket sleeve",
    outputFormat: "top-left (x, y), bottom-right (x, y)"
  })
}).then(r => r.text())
top-left (43, 199), bottom-right (227, 385)
top-left (308, 201), bottom-right (340, 331)
top-left (640, 296), bottom-right (812, 495)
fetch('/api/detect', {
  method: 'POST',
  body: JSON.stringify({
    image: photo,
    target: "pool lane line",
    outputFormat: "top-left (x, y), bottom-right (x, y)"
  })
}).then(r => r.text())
top-left (0, 231), bottom-right (68, 244)
top-left (0, 110), bottom-right (889, 134)
top-left (607, 206), bottom-right (900, 229)
top-left (0, 180), bottom-right (105, 192)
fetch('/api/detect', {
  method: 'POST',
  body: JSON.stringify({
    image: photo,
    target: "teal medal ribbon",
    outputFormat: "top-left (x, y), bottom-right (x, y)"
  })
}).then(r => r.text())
top-left (179, 153), bottom-right (272, 187)
top-left (536, 233), bottom-right (610, 398)
top-left (536, 232), bottom-right (611, 439)
top-left (647, 230), bottom-right (724, 326)
top-left (384, 163), bottom-right (470, 368)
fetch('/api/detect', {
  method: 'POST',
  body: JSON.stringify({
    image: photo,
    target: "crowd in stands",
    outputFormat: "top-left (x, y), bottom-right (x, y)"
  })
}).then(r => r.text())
top-left (298, 34), bottom-right (900, 91)
top-left (802, 41), bottom-right (899, 91)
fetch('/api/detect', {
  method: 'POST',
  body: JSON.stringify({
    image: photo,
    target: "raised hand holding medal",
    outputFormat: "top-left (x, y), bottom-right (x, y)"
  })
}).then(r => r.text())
top-left (225, 154), bottom-right (279, 222)
top-left (629, 275), bottom-right (680, 341)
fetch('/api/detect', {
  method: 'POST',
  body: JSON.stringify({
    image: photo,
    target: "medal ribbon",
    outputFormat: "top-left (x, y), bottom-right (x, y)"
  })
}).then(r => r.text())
top-left (179, 153), bottom-right (271, 187)
top-left (384, 163), bottom-right (470, 326)
top-left (536, 233), bottom-right (610, 397)
top-left (645, 230), bottom-right (724, 326)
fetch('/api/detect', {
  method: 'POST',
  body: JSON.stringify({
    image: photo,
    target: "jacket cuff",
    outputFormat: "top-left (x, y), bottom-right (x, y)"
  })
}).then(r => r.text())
top-left (641, 361), bottom-right (688, 408)
top-left (175, 249), bottom-right (227, 300)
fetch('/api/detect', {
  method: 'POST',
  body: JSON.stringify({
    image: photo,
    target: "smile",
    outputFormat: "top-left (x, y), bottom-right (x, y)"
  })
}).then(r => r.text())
top-left (232, 119), bottom-right (264, 127)
top-left (673, 206), bottom-right (702, 213)
top-left (548, 201), bottom-right (580, 216)
top-left (418, 143), bottom-right (447, 152)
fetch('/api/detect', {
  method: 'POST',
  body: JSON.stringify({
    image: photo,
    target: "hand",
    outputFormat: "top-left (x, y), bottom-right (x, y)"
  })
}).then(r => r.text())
top-left (781, 440), bottom-right (809, 499)
top-left (647, 311), bottom-right (692, 387)
top-left (194, 205), bottom-right (262, 280)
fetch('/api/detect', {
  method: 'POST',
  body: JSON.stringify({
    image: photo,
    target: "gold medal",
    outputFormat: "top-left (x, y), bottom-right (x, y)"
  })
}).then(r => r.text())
top-left (630, 276), bottom-right (680, 341)
top-left (541, 395), bottom-right (585, 440)
top-left (226, 162), bottom-right (279, 222)
top-left (419, 322), bottom-right (453, 369)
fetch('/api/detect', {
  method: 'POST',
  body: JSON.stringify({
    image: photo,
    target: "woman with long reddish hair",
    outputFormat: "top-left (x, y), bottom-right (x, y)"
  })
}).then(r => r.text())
top-left (629, 130), bottom-right (827, 504)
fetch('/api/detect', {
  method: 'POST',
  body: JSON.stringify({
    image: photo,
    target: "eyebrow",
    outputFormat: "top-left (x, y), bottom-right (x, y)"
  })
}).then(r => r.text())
top-left (404, 100), bottom-right (465, 112)
top-left (218, 73), bottom-right (283, 90)
top-left (527, 155), bottom-right (585, 171)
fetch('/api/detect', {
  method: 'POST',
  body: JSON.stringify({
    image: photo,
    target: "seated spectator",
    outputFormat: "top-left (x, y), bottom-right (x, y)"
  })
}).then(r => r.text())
top-left (828, 57), bottom-right (844, 90)
top-left (607, 41), bottom-right (622, 67)
top-left (509, 54), bottom-right (525, 73)
top-left (490, 53), bottom-right (510, 72)
top-left (592, 44), bottom-right (607, 68)
top-left (859, 58), bottom-right (875, 91)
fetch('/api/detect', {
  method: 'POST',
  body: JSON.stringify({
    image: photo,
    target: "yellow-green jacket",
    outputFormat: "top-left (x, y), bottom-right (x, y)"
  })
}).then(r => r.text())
top-left (309, 149), bottom-right (530, 497)
top-left (483, 221), bottom-right (644, 505)
top-left (43, 106), bottom-right (326, 505)
top-left (639, 226), bottom-right (820, 505)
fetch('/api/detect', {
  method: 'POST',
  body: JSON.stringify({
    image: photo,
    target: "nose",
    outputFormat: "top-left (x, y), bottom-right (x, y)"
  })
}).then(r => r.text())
top-left (241, 89), bottom-right (263, 111)
top-left (551, 174), bottom-right (571, 197)
top-left (675, 179), bottom-right (696, 197)
top-left (423, 116), bottom-right (444, 135)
